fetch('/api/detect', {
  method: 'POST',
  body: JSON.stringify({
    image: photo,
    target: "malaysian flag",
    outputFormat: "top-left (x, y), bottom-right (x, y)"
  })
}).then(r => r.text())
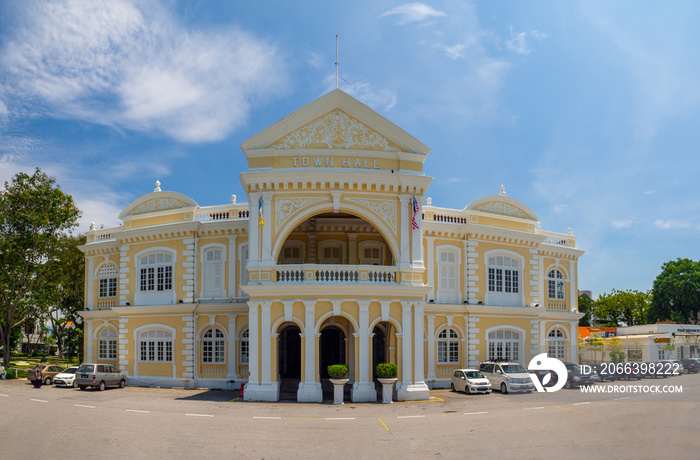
top-left (411, 194), bottom-right (420, 230)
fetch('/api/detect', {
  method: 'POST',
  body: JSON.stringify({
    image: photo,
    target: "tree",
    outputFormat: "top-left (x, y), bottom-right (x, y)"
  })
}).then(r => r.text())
top-left (649, 258), bottom-right (700, 324)
top-left (34, 234), bottom-right (86, 359)
top-left (593, 289), bottom-right (650, 327)
top-left (578, 292), bottom-right (594, 327)
top-left (0, 169), bottom-right (80, 368)
top-left (605, 337), bottom-right (626, 364)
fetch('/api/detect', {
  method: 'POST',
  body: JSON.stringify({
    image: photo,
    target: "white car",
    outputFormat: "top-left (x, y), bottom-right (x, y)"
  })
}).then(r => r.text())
top-left (53, 366), bottom-right (79, 388)
top-left (478, 361), bottom-right (536, 394)
top-left (450, 369), bottom-right (492, 394)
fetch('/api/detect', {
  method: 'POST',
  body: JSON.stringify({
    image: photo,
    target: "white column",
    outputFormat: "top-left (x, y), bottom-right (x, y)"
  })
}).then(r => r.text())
top-left (412, 196), bottom-right (424, 267)
top-left (569, 263), bottom-right (577, 313)
top-left (395, 302), bottom-right (430, 401)
top-left (413, 304), bottom-right (426, 383)
top-left (400, 303), bottom-right (412, 384)
top-left (298, 301), bottom-right (322, 402)
top-left (225, 314), bottom-right (238, 382)
top-left (399, 194), bottom-right (411, 268)
top-left (261, 302), bottom-right (272, 384)
top-left (570, 321), bottom-right (577, 362)
top-left (426, 314), bottom-right (436, 382)
top-left (86, 320), bottom-right (94, 363)
top-left (245, 303), bottom-right (259, 387)
top-left (261, 191), bottom-right (273, 264)
top-left (228, 236), bottom-right (237, 299)
top-left (248, 191), bottom-right (261, 265)
top-left (86, 256), bottom-right (94, 310)
top-left (352, 301), bottom-right (377, 402)
top-left (426, 237), bottom-right (435, 300)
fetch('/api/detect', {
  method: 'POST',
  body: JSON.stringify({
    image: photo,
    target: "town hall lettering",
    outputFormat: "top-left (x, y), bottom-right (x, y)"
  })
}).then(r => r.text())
top-left (291, 156), bottom-right (381, 169)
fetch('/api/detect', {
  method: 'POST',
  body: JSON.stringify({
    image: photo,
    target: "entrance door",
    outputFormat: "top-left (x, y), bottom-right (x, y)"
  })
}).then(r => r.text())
top-left (319, 326), bottom-right (345, 379)
top-left (278, 325), bottom-right (301, 379)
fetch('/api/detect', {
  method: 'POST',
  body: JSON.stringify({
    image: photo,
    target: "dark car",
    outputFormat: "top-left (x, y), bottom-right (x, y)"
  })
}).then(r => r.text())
top-left (562, 363), bottom-right (598, 389)
top-left (592, 363), bottom-right (617, 381)
top-left (680, 359), bottom-right (700, 374)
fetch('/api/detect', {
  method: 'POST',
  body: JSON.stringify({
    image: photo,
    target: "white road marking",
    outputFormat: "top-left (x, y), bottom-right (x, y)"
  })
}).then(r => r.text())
top-left (74, 404), bottom-right (95, 408)
top-left (253, 416), bottom-right (282, 419)
top-left (186, 413), bottom-right (214, 417)
top-left (125, 409), bottom-right (150, 413)
top-left (464, 411), bottom-right (488, 415)
top-left (614, 397), bottom-right (630, 401)
top-left (30, 399), bottom-right (48, 403)
top-left (522, 407), bottom-right (545, 410)
top-left (0, 394), bottom-right (8, 397)
top-left (397, 415), bottom-right (425, 419)
top-left (573, 402), bottom-right (591, 406)
top-left (325, 418), bottom-right (355, 420)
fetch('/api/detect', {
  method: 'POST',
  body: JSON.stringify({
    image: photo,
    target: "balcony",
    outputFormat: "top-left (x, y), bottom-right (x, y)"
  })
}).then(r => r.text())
top-left (546, 302), bottom-right (568, 311)
top-left (276, 264), bottom-right (398, 284)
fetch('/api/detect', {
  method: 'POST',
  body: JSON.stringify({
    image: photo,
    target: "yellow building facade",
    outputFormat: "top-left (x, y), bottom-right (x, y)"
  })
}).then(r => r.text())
top-left (79, 90), bottom-right (584, 402)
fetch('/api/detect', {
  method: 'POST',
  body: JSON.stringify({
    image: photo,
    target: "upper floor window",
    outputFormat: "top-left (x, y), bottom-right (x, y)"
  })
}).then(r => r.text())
top-left (318, 239), bottom-right (344, 264)
top-left (548, 269), bottom-right (565, 300)
top-left (97, 264), bottom-right (118, 298)
top-left (140, 253), bottom-right (173, 292)
top-left (486, 255), bottom-right (522, 307)
top-left (437, 328), bottom-right (460, 364)
top-left (437, 249), bottom-right (459, 304)
top-left (280, 242), bottom-right (304, 264)
top-left (358, 241), bottom-right (385, 265)
top-left (202, 328), bottom-right (225, 363)
top-left (138, 329), bottom-right (173, 362)
top-left (202, 248), bottom-right (224, 298)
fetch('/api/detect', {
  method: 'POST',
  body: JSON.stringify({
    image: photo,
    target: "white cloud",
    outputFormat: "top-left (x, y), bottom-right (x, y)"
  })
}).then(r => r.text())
top-left (612, 219), bottom-right (634, 229)
top-left (505, 26), bottom-right (548, 55)
top-left (0, 0), bottom-right (288, 143)
top-left (654, 219), bottom-right (692, 230)
top-left (379, 3), bottom-right (446, 25)
top-left (554, 204), bottom-right (568, 212)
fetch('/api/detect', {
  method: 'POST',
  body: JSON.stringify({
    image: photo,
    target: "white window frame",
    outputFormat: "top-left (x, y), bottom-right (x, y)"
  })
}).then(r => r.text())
top-left (486, 326), bottom-right (525, 363)
top-left (240, 329), bottom-right (249, 365)
top-left (547, 269), bottom-right (565, 300)
top-left (436, 245), bottom-right (461, 304)
top-left (138, 329), bottom-right (174, 363)
top-left (134, 248), bottom-right (176, 306)
top-left (202, 327), bottom-right (226, 364)
top-left (317, 239), bottom-right (345, 264)
top-left (279, 241), bottom-right (305, 264)
top-left (97, 264), bottom-right (118, 298)
top-left (97, 327), bottom-right (117, 360)
top-left (485, 251), bottom-right (524, 307)
top-left (200, 244), bottom-right (227, 299)
top-left (437, 327), bottom-right (460, 364)
top-left (358, 240), bottom-right (385, 265)
top-left (547, 328), bottom-right (566, 360)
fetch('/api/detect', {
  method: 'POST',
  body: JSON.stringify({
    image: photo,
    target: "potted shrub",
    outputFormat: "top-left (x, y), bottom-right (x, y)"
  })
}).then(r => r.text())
top-left (376, 363), bottom-right (398, 403)
top-left (327, 364), bottom-right (349, 405)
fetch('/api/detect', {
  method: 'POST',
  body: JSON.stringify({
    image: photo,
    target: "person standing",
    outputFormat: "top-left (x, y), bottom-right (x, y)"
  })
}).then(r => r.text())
top-left (33, 364), bottom-right (42, 388)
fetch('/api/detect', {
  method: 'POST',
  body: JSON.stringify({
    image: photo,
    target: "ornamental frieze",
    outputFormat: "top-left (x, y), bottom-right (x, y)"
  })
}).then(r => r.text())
top-left (271, 109), bottom-right (401, 152)
top-left (126, 198), bottom-right (192, 216)
top-left (345, 197), bottom-right (397, 234)
top-left (473, 201), bottom-right (530, 219)
top-left (276, 197), bottom-right (327, 231)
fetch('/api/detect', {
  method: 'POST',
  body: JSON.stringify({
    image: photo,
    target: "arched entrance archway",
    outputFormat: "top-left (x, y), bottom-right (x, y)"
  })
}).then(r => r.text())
top-left (278, 325), bottom-right (301, 379)
top-left (319, 325), bottom-right (346, 379)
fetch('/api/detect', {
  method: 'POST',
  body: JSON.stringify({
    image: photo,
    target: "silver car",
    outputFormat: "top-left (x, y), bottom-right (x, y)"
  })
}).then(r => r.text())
top-left (75, 363), bottom-right (127, 391)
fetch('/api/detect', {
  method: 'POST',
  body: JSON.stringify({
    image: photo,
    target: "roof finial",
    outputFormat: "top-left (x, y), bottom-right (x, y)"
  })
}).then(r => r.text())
top-left (499, 184), bottom-right (507, 196)
top-left (154, 180), bottom-right (161, 192)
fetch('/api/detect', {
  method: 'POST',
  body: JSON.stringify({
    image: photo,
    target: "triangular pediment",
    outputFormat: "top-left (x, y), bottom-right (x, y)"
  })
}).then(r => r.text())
top-left (467, 195), bottom-right (539, 221)
top-left (241, 89), bottom-right (429, 156)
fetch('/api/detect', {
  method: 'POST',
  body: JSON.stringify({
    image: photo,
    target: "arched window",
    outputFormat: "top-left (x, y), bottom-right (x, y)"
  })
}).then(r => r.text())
top-left (202, 328), bottom-right (225, 363)
top-left (548, 269), bottom-right (565, 300)
top-left (437, 328), bottom-right (460, 364)
top-left (486, 255), bottom-right (522, 307)
top-left (437, 248), bottom-right (459, 304)
top-left (202, 248), bottom-right (225, 298)
top-left (240, 329), bottom-right (249, 365)
top-left (138, 329), bottom-right (173, 362)
top-left (98, 327), bottom-right (117, 360)
top-left (487, 329), bottom-right (521, 362)
top-left (97, 264), bottom-right (118, 298)
top-left (547, 329), bottom-right (566, 360)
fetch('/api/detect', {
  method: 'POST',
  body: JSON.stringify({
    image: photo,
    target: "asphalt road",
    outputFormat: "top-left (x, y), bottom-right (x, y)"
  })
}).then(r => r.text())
top-left (1, 375), bottom-right (698, 459)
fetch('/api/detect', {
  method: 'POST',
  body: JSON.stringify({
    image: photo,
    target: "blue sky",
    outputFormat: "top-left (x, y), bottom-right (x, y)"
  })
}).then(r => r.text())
top-left (1, 0), bottom-right (699, 298)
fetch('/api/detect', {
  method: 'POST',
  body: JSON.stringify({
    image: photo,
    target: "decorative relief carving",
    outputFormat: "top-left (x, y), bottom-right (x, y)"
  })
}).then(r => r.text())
top-left (272, 109), bottom-right (401, 152)
top-left (127, 198), bottom-right (191, 216)
top-left (276, 197), bottom-right (326, 231)
top-left (473, 201), bottom-right (530, 219)
top-left (346, 198), bottom-right (396, 233)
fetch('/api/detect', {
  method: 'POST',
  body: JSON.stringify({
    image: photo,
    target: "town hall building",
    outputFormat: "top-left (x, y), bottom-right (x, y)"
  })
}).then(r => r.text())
top-left (79, 89), bottom-right (584, 402)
